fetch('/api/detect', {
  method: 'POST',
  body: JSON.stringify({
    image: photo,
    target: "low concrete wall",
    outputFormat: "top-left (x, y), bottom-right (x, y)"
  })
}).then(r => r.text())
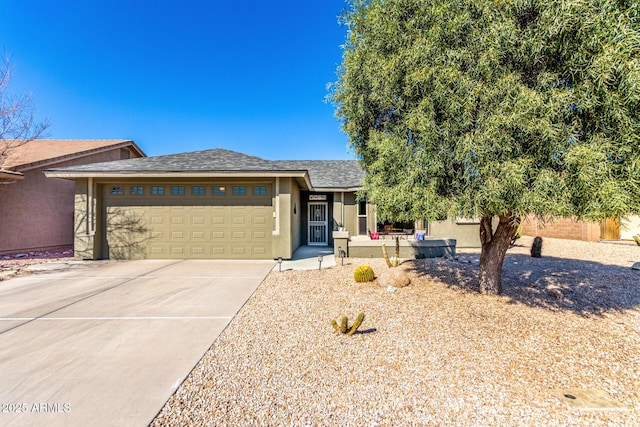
top-left (333, 231), bottom-right (349, 257)
top-left (345, 238), bottom-right (456, 259)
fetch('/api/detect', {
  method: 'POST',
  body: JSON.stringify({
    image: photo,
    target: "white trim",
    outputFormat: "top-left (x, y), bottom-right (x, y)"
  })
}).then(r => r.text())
top-left (314, 186), bottom-right (361, 192)
top-left (44, 170), bottom-right (309, 179)
top-left (272, 177), bottom-right (280, 236)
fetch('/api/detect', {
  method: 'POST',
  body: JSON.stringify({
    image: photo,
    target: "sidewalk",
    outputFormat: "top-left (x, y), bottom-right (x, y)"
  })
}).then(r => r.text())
top-left (274, 246), bottom-right (336, 271)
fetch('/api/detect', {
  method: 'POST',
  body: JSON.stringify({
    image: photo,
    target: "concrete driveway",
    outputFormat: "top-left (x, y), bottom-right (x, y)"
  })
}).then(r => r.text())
top-left (0, 259), bottom-right (274, 427)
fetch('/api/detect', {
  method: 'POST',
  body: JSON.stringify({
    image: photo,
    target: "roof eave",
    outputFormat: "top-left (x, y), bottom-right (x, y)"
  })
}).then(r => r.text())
top-left (0, 169), bottom-right (24, 184)
top-left (43, 169), bottom-right (311, 180)
top-left (312, 186), bottom-right (362, 193)
top-left (15, 140), bottom-right (146, 172)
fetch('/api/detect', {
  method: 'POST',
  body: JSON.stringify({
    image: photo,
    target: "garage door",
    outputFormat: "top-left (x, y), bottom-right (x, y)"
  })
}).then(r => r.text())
top-left (102, 183), bottom-right (274, 259)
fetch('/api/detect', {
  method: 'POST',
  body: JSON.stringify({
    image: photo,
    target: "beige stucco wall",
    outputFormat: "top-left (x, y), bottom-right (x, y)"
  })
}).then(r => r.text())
top-left (72, 178), bottom-right (98, 259)
top-left (271, 177), bottom-right (293, 259)
top-left (342, 192), bottom-right (358, 235)
top-left (621, 215), bottom-right (640, 240)
top-left (289, 179), bottom-right (302, 256)
top-left (345, 238), bottom-right (456, 258)
top-left (0, 148), bottom-right (138, 254)
top-left (429, 218), bottom-right (486, 248)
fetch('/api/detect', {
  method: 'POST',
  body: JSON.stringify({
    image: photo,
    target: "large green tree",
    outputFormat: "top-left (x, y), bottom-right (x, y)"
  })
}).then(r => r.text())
top-left (332, 0), bottom-right (640, 294)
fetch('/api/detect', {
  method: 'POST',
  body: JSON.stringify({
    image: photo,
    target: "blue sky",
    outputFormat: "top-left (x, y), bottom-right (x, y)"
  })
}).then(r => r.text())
top-left (0, 1), bottom-right (353, 160)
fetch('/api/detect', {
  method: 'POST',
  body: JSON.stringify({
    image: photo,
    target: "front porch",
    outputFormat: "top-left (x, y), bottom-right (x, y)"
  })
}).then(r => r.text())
top-left (333, 232), bottom-right (456, 259)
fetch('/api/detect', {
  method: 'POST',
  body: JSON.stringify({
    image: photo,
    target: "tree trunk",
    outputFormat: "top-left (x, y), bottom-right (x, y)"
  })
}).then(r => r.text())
top-left (478, 215), bottom-right (519, 295)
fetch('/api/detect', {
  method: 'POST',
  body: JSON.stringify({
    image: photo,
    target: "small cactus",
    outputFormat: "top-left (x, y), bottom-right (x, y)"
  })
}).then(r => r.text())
top-left (331, 312), bottom-right (365, 335)
top-left (339, 316), bottom-right (348, 333)
top-left (354, 265), bottom-right (375, 282)
top-left (382, 238), bottom-right (401, 268)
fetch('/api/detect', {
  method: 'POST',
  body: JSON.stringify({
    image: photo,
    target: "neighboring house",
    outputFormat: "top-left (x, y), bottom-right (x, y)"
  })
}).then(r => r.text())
top-left (0, 139), bottom-right (145, 254)
top-left (44, 148), bottom-right (479, 260)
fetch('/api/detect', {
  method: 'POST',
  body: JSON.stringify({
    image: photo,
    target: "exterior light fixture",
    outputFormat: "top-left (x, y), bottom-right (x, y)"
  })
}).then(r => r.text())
top-left (277, 257), bottom-right (283, 272)
top-left (338, 246), bottom-right (345, 266)
top-left (318, 255), bottom-right (323, 270)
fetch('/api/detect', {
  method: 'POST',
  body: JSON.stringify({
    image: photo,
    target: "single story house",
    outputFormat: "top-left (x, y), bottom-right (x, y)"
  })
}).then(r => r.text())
top-left (0, 139), bottom-right (145, 254)
top-left (44, 148), bottom-right (477, 260)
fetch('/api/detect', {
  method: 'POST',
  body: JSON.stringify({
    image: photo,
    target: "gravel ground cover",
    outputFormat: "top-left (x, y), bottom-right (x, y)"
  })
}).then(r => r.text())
top-left (0, 246), bottom-right (73, 281)
top-left (152, 236), bottom-right (640, 426)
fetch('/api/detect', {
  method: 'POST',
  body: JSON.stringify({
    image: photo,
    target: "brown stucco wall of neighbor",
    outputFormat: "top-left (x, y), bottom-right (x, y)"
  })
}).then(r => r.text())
top-left (520, 215), bottom-right (600, 242)
top-left (0, 148), bottom-right (139, 254)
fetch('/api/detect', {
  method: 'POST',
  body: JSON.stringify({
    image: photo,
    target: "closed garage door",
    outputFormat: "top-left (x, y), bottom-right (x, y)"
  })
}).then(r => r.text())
top-left (102, 183), bottom-right (273, 259)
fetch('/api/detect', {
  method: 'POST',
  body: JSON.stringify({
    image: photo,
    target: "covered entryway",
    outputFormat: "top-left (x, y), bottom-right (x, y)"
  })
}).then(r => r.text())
top-left (307, 201), bottom-right (328, 245)
top-left (102, 183), bottom-right (274, 259)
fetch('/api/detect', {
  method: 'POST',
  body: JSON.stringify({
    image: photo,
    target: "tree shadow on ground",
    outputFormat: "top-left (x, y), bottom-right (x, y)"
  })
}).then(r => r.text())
top-left (404, 250), bottom-right (640, 316)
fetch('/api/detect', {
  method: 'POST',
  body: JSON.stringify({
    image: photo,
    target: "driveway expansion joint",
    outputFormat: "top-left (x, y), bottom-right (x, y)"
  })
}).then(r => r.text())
top-left (0, 259), bottom-right (186, 336)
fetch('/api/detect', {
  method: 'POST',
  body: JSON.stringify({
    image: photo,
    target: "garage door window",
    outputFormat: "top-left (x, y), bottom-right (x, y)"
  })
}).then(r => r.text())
top-left (233, 186), bottom-right (246, 196)
top-left (110, 186), bottom-right (123, 195)
top-left (151, 186), bottom-right (164, 195)
top-left (192, 186), bottom-right (205, 195)
top-left (131, 186), bottom-right (144, 195)
top-left (254, 186), bottom-right (267, 195)
top-left (213, 186), bottom-right (226, 195)
top-left (172, 186), bottom-right (185, 195)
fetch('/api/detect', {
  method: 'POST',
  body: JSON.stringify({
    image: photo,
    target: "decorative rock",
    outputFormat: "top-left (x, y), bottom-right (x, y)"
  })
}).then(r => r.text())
top-left (531, 236), bottom-right (543, 258)
top-left (378, 269), bottom-right (411, 288)
top-left (548, 287), bottom-right (564, 299)
top-left (386, 286), bottom-right (397, 292)
top-left (631, 262), bottom-right (640, 271)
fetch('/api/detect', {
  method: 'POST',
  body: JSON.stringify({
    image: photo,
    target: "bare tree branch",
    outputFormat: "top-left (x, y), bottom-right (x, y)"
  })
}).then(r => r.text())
top-left (0, 54), bottom-right (50, 168)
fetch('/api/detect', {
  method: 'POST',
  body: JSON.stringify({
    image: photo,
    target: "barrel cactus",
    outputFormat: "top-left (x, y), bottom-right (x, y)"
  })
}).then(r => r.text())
top-left (354, 265), bottom-right (375, 282)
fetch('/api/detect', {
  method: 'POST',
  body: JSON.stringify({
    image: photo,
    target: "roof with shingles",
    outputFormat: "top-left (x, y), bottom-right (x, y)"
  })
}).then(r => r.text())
top-left (1, 139), bottom-right (145, 170)
top-left (274, 160), bottom-right (364, 189)
top-left (48, 148), bottom-right (365, 190)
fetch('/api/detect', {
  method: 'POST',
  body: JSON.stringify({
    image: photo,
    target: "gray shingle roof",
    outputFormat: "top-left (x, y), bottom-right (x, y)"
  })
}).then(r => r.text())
top-left (274, 160), bottom-right (364, 189)
top-left (56, 148), bottom-right (280, 172)
top-left (48, 148), bottom-right (365, 190)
